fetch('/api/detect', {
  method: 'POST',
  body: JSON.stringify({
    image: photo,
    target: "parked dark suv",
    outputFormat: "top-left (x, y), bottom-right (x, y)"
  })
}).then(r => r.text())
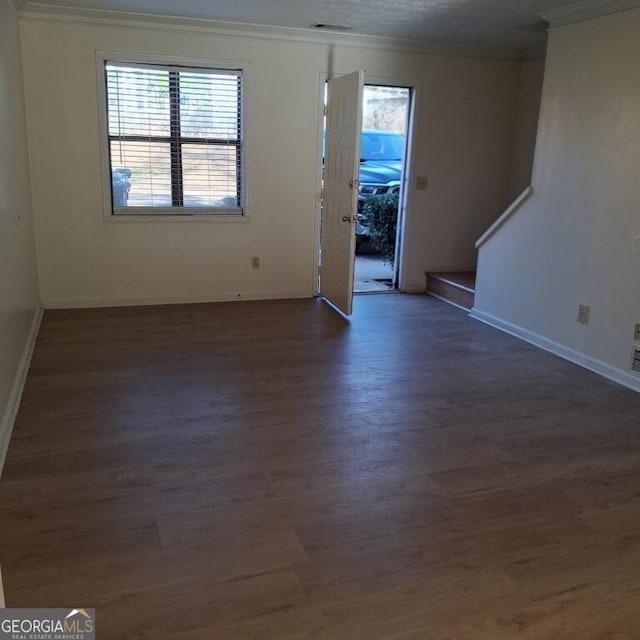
top-left (357, 130), bottom-right (404, 250)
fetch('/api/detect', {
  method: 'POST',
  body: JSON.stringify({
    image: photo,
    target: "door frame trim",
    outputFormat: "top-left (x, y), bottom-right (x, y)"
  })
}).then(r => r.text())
top-left (363, 75), bottom-right (420, 293)
top-left (311, 71), bottom-right (328, 297)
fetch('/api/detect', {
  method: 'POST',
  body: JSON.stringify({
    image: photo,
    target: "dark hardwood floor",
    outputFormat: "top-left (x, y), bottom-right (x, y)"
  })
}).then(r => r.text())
top-left (1, 294), bottom-right (640, 638)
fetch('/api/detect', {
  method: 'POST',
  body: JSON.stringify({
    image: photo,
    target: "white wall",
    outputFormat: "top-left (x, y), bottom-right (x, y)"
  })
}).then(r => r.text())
top-left (509, 59), bottom-right (545, 199)
top-left (474, 8), bottom-right (640, 388)
top-left (19, 13), bottom-right (521, 306)
top-left (0, 0), bottom-right (41, 463)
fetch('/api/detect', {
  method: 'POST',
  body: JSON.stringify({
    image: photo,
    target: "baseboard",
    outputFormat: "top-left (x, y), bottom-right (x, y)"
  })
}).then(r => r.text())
top-left (0, 306), bottom-right (43, 478)
top-left (42, 290), bottom-right (313, 309)
top-left (470, 308), bottom-right (640, 393)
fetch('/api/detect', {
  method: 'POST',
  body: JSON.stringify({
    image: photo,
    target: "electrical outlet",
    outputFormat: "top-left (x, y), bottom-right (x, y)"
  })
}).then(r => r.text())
top-left (577, 304), bottom-right (590, 325)
top-left (634, 323), bottom-right (640, 341)
top-left (415, 176), bottom-right (428, 191)
top-left (251, 256), bottom-right (260, 269)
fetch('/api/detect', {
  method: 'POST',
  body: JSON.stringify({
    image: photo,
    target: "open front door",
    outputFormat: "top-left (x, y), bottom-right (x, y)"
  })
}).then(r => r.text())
top-left (320, 70), bottom-right (364, 316)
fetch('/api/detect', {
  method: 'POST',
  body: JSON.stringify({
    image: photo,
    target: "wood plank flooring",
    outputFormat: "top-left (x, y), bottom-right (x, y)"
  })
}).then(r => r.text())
top-left (1, 294), bottom-right (640, 638)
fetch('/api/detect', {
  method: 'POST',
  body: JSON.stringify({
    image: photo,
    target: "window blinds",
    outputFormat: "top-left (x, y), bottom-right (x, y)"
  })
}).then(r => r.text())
top-left (105, 62), bottom-right (243, 212)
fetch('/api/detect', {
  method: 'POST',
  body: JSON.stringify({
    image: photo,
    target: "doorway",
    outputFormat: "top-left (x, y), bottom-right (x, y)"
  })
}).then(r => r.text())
top-left (354, 85), bottom-right (412, 293)
top-left (317, 75), bottom-right (414, 315)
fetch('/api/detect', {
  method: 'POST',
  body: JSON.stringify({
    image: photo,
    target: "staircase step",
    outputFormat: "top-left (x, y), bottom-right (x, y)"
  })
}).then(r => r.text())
top-left (426, 271), bottom-right (476, 310)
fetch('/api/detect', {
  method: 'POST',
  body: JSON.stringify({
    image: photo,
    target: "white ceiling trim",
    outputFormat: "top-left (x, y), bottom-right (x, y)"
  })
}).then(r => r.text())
top-left (541, 0), bottom-right (640, 26)
top-left (7, 0), bottom-right (23, 13)
top-left (18, 3), bottom-right (525, 61)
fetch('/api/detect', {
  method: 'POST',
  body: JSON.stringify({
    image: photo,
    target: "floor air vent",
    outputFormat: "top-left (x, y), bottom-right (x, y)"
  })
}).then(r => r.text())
top-left (631, 348), bottom-right (640, 374)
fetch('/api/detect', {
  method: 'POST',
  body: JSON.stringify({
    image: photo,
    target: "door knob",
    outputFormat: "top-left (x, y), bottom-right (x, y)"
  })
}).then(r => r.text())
top-left (342, 215), bottom-right (353, 222)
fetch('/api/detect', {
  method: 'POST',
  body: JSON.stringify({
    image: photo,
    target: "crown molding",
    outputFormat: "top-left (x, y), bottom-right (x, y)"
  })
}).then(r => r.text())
top-left (6, 0), bottom-right (23, 14)
top-left (18, 3), bottom-right (524, 61)
top-left (541, 0), bottom-right (640, 27)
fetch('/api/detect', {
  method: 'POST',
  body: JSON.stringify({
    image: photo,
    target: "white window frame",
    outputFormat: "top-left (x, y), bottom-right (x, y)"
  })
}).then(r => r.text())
top-left (96, 51), bottom-right (250, 223)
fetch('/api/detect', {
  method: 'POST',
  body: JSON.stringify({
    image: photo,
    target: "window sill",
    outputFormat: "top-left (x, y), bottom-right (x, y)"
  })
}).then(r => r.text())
top-left (105, 209), bottom-right (250, 223)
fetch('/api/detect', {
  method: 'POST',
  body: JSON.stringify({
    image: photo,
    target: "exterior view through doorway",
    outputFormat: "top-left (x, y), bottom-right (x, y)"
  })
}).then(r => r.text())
top-left (354, 85), bottom-right (411, 293)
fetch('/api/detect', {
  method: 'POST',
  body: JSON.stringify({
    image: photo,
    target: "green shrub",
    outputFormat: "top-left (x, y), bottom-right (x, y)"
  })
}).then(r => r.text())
top-left (362, 192), bottom-right (399, 266)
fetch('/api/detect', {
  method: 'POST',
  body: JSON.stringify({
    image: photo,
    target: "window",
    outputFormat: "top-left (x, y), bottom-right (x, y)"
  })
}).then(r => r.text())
top-left (103, 60), bottom-right (243, 216)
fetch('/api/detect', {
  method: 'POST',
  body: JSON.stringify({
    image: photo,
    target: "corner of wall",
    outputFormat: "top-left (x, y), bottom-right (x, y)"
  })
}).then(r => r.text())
top-left (0, 307), bottom-right (42, 478)
top-left (508, 58), bottom-right (545, 199)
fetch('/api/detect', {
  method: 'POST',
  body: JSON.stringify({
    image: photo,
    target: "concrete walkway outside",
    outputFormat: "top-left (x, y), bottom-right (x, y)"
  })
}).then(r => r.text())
top-left (354, 254), bottom-right (394, 292)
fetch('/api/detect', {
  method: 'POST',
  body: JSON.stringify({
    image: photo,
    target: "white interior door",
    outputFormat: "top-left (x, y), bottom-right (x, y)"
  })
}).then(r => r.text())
top-left (320, 70), bottom-right (364, 316)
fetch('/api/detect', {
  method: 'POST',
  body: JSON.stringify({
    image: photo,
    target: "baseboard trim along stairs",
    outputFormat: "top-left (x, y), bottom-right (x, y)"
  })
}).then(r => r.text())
top-left (426, 271), bottom-right (476, 310)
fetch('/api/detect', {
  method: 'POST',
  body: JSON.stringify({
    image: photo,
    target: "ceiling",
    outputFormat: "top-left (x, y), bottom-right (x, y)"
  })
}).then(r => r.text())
top-left (17, 0), bottom-right (594, 58)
